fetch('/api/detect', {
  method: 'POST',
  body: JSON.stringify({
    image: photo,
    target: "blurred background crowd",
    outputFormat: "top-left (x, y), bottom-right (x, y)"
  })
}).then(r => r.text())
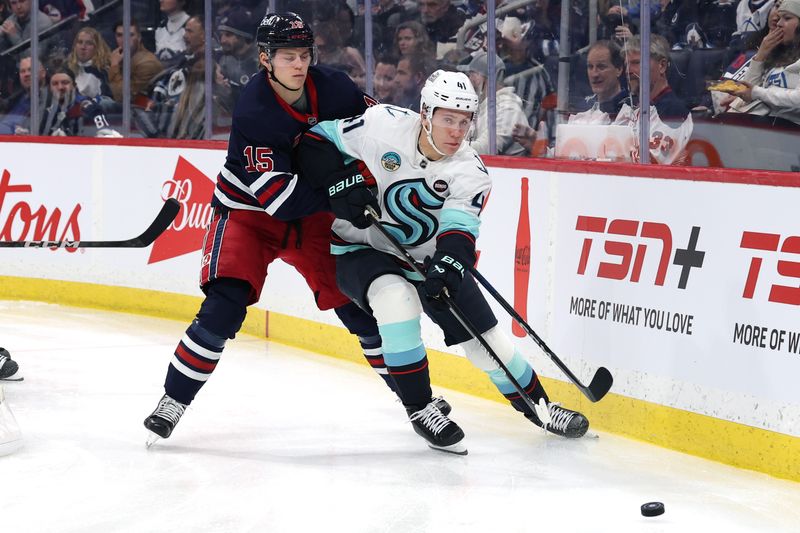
top-left (0, 0), bottom-right (797, 171)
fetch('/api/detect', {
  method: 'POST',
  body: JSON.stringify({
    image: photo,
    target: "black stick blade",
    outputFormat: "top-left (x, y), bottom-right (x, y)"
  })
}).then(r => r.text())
top-left (585, 367), bottom-right (614, 402)
top-left (0, 198), bottom-right (181, 249)
top-left (129, 198), bottom-right (181, 247)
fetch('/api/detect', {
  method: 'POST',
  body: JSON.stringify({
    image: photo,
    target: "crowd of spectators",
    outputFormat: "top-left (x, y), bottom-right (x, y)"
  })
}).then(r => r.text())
top-left (0, 0), bottom-right (796, 162)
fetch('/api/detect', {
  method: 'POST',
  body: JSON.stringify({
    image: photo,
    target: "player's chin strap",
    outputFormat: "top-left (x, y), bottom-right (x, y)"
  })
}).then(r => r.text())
top-left (421, 115), bottom-right (450, 158)
top-left (266, 64), bottom-right (303, 93)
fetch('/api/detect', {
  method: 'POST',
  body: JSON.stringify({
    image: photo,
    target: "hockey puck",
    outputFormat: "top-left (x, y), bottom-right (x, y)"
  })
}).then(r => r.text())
top-left (641, 502), bottom-right (665, 517)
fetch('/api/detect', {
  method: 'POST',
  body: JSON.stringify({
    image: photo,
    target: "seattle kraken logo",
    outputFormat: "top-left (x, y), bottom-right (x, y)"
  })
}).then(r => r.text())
top-left (383, 179), bottom-right (444, 246)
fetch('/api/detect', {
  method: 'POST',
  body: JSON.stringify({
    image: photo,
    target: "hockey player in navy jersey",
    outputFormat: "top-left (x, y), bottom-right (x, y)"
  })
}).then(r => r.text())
top-left (298, 70), bottom-right (590, 453)
top-left (143, 12), bottom-right (418, 445)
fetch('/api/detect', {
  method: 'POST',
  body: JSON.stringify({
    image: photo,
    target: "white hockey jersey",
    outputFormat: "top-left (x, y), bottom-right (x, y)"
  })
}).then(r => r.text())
top-left (311, 104), bottom-right (492, 264)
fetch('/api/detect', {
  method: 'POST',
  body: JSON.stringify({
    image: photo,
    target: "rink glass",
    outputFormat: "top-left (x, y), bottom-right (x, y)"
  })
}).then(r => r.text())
top-left (1, 0), bottom-right (796, 171)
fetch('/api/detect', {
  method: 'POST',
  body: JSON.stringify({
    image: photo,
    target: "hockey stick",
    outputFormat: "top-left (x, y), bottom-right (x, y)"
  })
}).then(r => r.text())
top-left (365, 207), bottom-right (542, 416)
top-left (467, 266), bottom-right (613, 402)
top-left (0, 198), bottom-right (180, 249)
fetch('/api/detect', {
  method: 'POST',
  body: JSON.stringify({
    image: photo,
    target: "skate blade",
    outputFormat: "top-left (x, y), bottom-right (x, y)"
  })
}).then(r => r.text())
top-left (427, 442), bottom-right (468, 456)
top-left (0, 375), bottom-right (24, 382)
top-left (145, 431), bottom-right (162, 449)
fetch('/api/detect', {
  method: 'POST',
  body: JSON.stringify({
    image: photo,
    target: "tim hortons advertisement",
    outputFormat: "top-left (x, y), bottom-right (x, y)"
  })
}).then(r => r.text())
top-left (0, 142), bottom-right (223, 298)
top-left (0, 142), bottom-right (382, 324)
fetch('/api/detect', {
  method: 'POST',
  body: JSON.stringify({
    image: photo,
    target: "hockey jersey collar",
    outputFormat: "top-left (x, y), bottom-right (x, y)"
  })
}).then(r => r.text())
top-left (268, 71), bottom-right (320, 126)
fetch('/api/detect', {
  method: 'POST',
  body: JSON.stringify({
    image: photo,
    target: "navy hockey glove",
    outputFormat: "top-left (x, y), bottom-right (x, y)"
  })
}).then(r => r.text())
top-left (421, 251), bottom-right (466, 306)
top-left (326, 161), bottom-right (380, 229)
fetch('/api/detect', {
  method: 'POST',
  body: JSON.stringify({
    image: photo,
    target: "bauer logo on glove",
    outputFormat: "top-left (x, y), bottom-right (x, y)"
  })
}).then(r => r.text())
top-left (328, 173), bottom-right (366, 196)
top-left (422, 252), bottom-right (467, 306)
top-left (326, 165), bottom-right (380, 229)
top-left (440, 255), bottom-right (465, 276)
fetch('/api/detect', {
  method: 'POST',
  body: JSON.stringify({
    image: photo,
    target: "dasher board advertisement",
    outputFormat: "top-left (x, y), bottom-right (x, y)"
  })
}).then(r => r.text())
top-left (531, 171), bottom-right (800, 436)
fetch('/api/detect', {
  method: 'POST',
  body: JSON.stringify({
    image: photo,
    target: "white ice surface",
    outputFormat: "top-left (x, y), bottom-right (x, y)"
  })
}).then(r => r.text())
top-left (1, 301), bottom-right (798, 533)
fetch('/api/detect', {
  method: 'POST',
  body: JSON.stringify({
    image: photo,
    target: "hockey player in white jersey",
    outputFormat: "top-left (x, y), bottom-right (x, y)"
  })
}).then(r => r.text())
top-left (297, 70), bottom-right (589, 453)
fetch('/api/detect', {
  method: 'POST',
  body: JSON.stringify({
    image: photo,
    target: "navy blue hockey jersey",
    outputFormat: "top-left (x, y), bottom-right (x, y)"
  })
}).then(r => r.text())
top-left (211, 66), bottom-right (375, 220)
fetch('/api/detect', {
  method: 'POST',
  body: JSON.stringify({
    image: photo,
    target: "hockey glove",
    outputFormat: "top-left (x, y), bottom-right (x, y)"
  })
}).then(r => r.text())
top-left (421, 251), bottom-right (466, 307)
top-left (326, 161), bottom-right (380, 229)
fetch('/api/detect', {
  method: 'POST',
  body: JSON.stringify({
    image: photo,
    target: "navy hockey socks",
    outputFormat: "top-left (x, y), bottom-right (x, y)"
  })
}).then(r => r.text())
top-left (335, 302), bottom-right (397, 393)
top-left (359, 334), bottom-right (397, 393)
top-left (387, 355), bottom-right (433, 410)
top-left (379, 318), bottom-right (433, 409)
top-left (164, 322), bottom-right (226, 405)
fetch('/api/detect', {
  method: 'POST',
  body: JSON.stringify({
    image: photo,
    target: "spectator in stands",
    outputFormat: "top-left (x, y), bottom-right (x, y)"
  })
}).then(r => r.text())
top-left (497, 16), bottom-right (534, 77)
top-left (155, 0), bottom-right (190, 66)
top-left (310, 0), bottom-right (357, 47)
top-left (0, 0), bottom-right (54, 51)
top-left (66, 27), bottom-right (113, 102)
top-left (722, 0), bottom-right (800, 124)
top-left (0, 0), bottom-right (10, 26)
top-left (460, 51), bottom-right (529, 156)
top-left (39, 65), bottom-right (116, 136)
top-left (108, 19), bottom-right (163, 105)
top-left (40, 0), bottom-right (92, 23)
top-left (736, 0), bottom-right (776, 35)
top-left (601, 11), bottom-right (635, 47)
top-left (0, 55), bottom-right (45, 134)
top-left (394, 20), bottom-right (435, 61)
top-left (373, 54), bottom-right (398, 103)
top-left (369, 0), bottom-right (411, 54)
top-left (417, 0), bottom-right (466, 58)
top-left (332, 0), bottom-right (357, 48)
top-left (525, 0), bottom-right (562, 71)
top-left (696, 1), bottom-right (738, 49)
top-left (143, 15), bottom-right (212, 139)
top-left (314, 4), bottom-right (367, 85)
top-left (578, 40), bottom-right (630, 116)
top-left (215, 7), bottom-right (258, 113)
top-left (39, 66), bottom-right (82, 135)
top-left (346, 57), bottom-right (368, 91)
top-left (654, 0), bottom-right (736, 49)
top-left (393, 52), bottom-right (434, 111)
top-left (606, 0), bottom-right (661, 22)
top-left (625, 35), bottom-right (691, 120)
top-left (722, 3), bottom-right (780, 80)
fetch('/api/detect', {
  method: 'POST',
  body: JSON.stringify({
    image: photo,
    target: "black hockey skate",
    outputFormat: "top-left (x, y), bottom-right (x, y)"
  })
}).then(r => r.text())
top-left (527, 399), bottom-right (589, 438)
top-left (432, 396), bottom-right (451, 416)
top-left (0, 348), bottom-right (21, 381)
top-left (398, 396), bottom-right (451, 415)
top-left (144, 394), bottom-right (187, 446)
top-left (407, 399), bottom-right (467, 455)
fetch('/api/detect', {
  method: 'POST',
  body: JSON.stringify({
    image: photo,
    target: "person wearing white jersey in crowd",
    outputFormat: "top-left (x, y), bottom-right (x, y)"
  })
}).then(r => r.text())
top-left (296, 70), bottom-right (590, 454)
top-left (721, 0), bottom-right (800, 125)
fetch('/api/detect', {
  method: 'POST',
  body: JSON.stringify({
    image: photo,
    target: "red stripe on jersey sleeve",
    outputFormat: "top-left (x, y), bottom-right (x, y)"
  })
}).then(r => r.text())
top-left (256, 175), bottom-right (289, 207)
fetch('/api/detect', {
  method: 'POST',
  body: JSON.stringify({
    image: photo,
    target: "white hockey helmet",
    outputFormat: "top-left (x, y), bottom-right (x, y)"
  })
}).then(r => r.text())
top-left (419, 70), bottom-right (479, 120)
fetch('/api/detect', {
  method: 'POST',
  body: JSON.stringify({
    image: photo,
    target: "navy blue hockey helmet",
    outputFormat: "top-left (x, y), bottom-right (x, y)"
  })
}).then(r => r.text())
top-left (256, 12), bottom-right (315, 51)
